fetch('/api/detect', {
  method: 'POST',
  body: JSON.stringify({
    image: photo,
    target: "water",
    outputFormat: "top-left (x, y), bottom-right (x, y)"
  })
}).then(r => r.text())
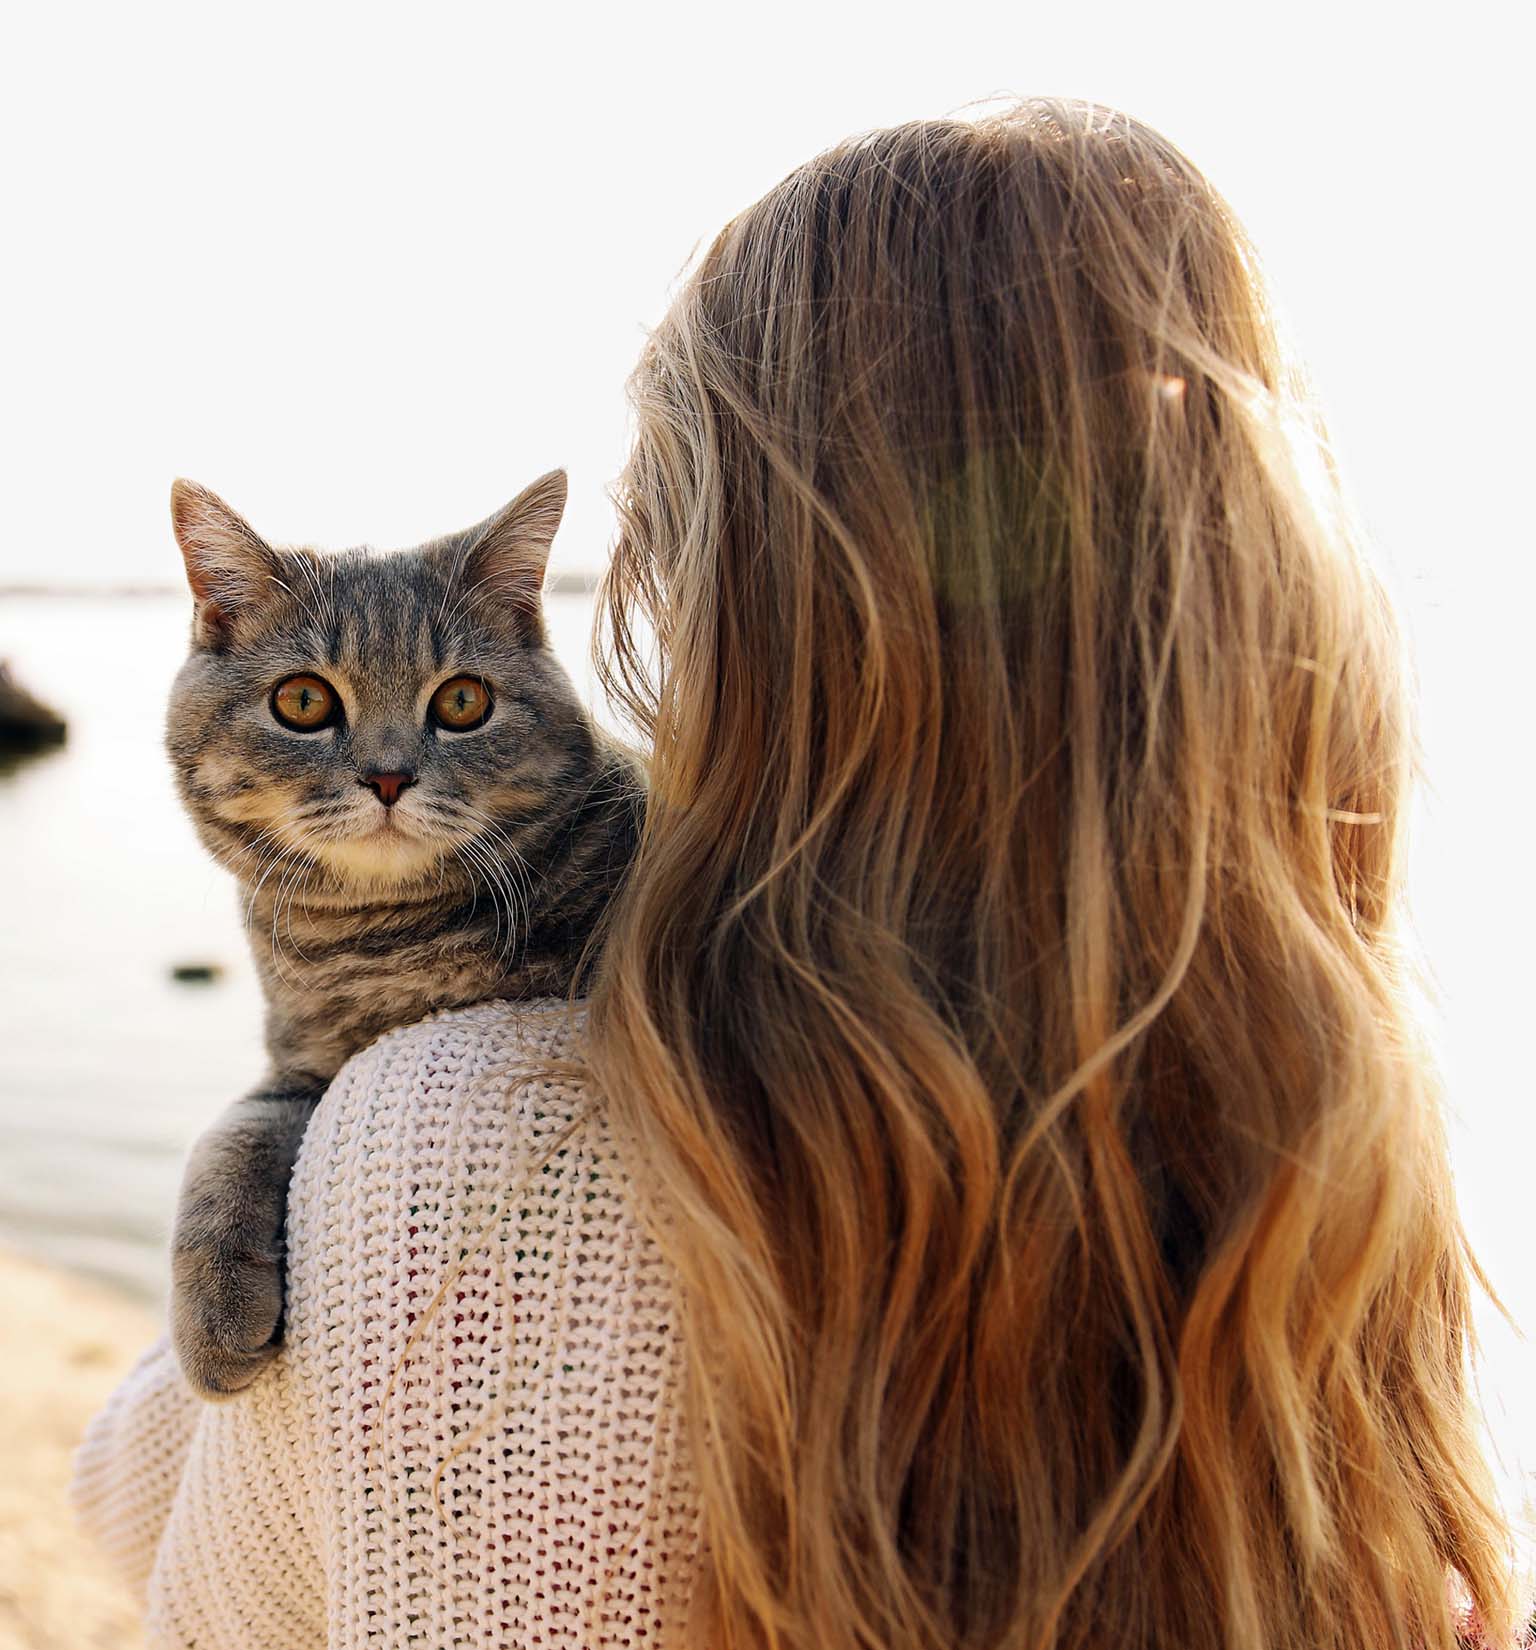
top-left (0, 591), bottom-right (598, 1301)
top-left (1, 589), bottom-right (1532, 1505)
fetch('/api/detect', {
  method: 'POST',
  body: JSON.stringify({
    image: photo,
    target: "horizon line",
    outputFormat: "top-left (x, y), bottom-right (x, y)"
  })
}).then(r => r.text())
top-left (0, 570), bottom-right (603, 600)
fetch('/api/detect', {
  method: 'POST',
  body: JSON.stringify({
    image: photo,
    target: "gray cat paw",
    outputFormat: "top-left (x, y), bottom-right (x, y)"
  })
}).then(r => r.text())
top-left (171, 1241), bottom-right (284, 1399)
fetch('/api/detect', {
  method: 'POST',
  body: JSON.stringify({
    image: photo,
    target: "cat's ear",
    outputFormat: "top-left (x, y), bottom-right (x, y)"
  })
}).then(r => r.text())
top-left (459, 469), bottom-right (567, 617)
top-left (170, 480), bottom-right (281, 645)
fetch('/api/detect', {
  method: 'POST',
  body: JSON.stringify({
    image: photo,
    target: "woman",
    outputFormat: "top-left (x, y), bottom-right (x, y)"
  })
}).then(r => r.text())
top-left (75, 100), bottom-right (1524, 1649)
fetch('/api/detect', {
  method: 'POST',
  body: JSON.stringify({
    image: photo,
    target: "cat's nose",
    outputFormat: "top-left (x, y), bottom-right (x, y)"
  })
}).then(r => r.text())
top-left (361, 771), bottom-right (416, 807)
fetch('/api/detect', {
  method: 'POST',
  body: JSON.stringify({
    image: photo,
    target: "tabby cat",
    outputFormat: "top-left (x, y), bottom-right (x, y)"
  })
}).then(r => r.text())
top-left (165, 471), bottom-right (642, 1397)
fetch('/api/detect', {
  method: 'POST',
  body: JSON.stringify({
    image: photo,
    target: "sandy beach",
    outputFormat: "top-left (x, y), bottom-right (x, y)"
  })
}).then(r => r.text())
top-left (0, 1250), bottom-right (156, 1650)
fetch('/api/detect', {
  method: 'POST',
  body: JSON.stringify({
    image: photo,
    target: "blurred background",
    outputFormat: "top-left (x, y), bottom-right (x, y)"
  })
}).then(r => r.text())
top-left (0, 2), bottom-right (1529, 1644)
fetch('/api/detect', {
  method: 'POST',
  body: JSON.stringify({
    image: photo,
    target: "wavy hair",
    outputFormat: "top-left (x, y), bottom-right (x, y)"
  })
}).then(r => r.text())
top-left (587, 100), bottom-right (1521, 1649)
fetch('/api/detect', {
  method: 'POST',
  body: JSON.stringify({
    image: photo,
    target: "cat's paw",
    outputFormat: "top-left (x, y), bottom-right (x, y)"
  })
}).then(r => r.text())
top-left (171, 1238), bottom-right (284, 1399)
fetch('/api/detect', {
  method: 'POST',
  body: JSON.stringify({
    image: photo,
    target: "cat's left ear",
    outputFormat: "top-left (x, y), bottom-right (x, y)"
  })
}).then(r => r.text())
top-left (459, 469), bottom-right (567, 618)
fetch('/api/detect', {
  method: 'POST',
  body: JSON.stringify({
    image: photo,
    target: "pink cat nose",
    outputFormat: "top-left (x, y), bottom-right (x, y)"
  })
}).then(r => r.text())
top-left (362, 771), bottom-right (415, 806)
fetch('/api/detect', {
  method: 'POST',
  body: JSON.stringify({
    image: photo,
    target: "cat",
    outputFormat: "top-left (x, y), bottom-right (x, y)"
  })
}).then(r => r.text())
top-left (164, 470), bottom-right (643, 1398)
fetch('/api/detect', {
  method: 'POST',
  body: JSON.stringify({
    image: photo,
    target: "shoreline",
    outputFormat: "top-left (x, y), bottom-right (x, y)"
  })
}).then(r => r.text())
top-left (0, 1247), bottom-right (157, 1650)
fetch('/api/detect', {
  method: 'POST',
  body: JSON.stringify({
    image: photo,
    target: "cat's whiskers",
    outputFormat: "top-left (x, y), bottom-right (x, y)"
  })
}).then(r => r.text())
top-left (275, 844), bottom-right (322, 966)
top-left (241, 845), bottom-right (292, 926)
top-left (472, 818), bottom-right (535, 941)
top-left (493, 837), bottom-right (532, 955)
top-left (429, 847), bottom-right (453, 905)
top-left (237, 823), bottom-right (291, 885)
top-left (267, 854), bottom-right (316, 982)
top-left (449, 836), bottom-right (508, 956)
top-left (451, 830), bottom-right (528, 963)
top-left (238, 809), bottom-right (312, 930)
top-left (447, 843), bottom-right (486, 939)
top-left (463, 834), bottom-right (523, 960)
top-left (466, 839), bottom-right (511, 954)
top-left (442, 803), bottom-right (536, 958)
top-left (449, 798), bottom-right (533, 872)
top-left (234, 801), bottom-right (345, 975)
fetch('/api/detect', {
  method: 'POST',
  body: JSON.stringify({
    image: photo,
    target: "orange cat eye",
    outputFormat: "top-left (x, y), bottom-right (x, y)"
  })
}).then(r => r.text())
top-left (430, 676), bottom-right (493, 731)
top-left (271, 675), bottom-right (339, 731)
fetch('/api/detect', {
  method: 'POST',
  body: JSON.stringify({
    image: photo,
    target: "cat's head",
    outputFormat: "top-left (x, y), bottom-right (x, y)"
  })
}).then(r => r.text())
top-left (165, 472), bottom-right (596, 896)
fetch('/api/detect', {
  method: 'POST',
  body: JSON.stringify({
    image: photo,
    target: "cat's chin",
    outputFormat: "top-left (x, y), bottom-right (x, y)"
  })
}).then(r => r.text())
top-left (310, 832), bottom-right (446, 893)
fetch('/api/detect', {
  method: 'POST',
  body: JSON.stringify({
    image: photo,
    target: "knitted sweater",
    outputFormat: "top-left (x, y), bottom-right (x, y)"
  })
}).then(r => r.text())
top-left (72, 998), bottom-right (704, 1648)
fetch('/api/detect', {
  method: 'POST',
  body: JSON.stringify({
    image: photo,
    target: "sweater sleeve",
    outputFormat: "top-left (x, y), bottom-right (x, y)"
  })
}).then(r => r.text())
top-left (75, 998), bottom-right (702, 1650)
top-left (70, 1335), bottom-right (201, 1599)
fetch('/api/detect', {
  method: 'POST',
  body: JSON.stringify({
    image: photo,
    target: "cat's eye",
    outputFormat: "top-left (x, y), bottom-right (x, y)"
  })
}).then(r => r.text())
top-left (271, 674), bottom-right (339, 731)
top-left (430, 676), bottom-right (493, 731)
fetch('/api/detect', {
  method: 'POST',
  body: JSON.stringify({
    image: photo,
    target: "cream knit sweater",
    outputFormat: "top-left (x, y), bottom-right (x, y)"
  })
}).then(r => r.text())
top-left (72, 999), bottom-right (704, 1648)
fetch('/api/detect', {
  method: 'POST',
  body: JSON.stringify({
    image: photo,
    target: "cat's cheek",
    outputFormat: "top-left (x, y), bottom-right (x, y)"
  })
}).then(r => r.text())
top-left (481, 782), bottom-right (554, 819)
top-left (204, 769), bottom-right (307, 833)
top-left (191, 750), bottom-right (262, 800)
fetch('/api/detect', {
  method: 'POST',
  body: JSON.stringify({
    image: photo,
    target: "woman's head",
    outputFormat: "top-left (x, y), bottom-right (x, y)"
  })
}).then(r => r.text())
top-left (592, 101), bottom-right (1519, 1650)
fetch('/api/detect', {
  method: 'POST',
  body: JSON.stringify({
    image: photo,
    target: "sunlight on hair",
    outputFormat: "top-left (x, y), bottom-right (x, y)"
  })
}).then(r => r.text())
top-left (589, 99), bottom-right (1530, 1650)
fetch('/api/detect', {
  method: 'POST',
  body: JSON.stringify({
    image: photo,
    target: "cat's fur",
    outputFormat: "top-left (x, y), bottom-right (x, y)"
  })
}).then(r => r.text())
top-left (165, 471), bottom-right (642, 1397)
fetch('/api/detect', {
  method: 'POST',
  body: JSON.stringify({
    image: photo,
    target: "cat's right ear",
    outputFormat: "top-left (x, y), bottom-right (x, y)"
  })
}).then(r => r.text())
top-left (170, 480), bottom-right (280, 647)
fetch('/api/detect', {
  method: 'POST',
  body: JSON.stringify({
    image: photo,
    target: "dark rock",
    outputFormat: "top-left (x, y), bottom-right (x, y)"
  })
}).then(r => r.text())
top-left (0, 661), bottom-right (67, 752)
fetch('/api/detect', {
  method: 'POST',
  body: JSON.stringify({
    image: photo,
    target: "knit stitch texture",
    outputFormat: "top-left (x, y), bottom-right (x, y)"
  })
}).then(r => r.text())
top-left (72, 998), bottom-right (704, 1648)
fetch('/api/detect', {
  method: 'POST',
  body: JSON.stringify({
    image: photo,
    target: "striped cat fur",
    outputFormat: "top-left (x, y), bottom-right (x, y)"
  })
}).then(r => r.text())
top-left (164, 471), bottom-right (642, 1397)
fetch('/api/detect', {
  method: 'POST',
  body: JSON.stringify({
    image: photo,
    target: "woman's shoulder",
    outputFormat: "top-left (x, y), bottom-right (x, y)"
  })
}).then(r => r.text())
top-left (285, 987), bottom-right (676, 1390)
top-left (291, 995), bottom-right (617, 1298)
top-left (317, 996), bottom-right (593, 1138)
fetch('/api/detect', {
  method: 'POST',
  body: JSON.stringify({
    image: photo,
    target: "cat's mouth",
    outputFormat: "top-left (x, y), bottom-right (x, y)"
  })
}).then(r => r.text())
top-left (299, 800), bottom-right (447, 888)
top-left (355, 789), bottom-right (436, 837)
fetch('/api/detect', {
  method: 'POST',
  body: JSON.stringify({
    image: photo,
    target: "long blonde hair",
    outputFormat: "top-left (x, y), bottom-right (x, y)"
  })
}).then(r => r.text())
top-left (588, 100), bottom-right (1521, 1649)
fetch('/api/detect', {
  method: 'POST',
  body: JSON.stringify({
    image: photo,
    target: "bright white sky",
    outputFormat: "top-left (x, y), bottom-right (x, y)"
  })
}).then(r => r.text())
top-left (2, 1), bottom-right (1525, 593)
top-left (4, 0), bottom-right (1534, 1497)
